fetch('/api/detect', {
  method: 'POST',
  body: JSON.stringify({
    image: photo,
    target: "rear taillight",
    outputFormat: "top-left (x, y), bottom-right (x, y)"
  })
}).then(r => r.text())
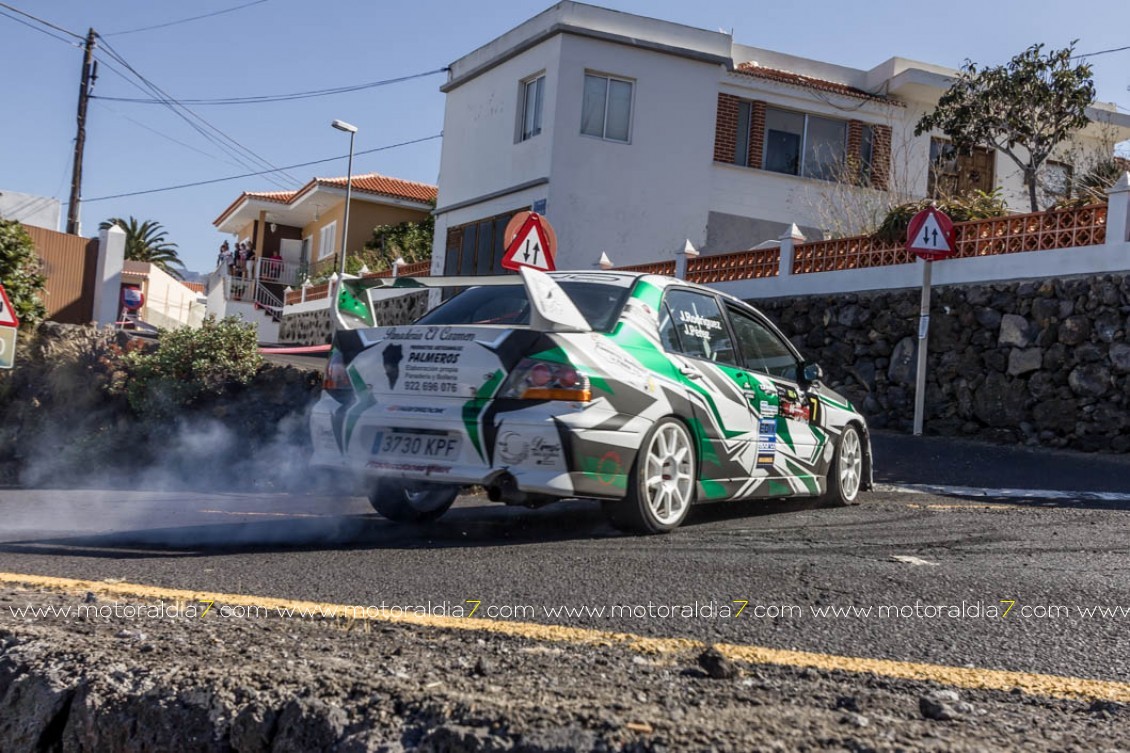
top-left (323, 350), bottom-right (349, 391)
top-left (500, 358), bottom-right (591, 402)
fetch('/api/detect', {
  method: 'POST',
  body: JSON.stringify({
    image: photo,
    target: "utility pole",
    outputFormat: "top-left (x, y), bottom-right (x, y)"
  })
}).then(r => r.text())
top-left (66, 28), bottom-right (96, 236)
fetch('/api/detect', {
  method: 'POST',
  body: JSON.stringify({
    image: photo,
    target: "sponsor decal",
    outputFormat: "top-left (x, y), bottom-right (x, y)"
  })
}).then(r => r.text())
top-left (757, 418), bottom-right (777, 468)
top-left (597, 451), bottom-right (622, 485)
top-left (497, 431), bottom-right (529, 465)
top-left (382, 344), bottom-right (403, 389)
top-left (780, 400), bottom-right (811, 422)
top-left (776, 385), bottom-right (811, 422)
top-left (808, 396), bottom-right (822, 427)
top-left (386, 405), bottom-right (445, 414)
top-left (408, 350), bottom-right (461, 364)
top-left (679, 310), bottom-right (723, 341)
top-left (529, 437), bottom-right (563, 467)
top-left (365, 461), bottom-right (452, 476)
top-left (591, 336), bottom-right (647, 381)
top-left (759, 400), bottom-right (778, 418)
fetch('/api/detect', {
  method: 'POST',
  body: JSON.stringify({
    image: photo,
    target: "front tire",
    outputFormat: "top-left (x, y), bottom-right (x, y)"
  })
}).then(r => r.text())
top-left (604, 418), bottom-right (696, 534)
top-left (821, 424), bottom-right (864, 507)
top-left (368, 479), bottom-right (458, 523)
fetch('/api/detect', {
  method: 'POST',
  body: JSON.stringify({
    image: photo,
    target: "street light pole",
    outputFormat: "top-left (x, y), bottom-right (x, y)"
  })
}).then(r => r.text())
top-left (332, 119), bottom-right (357, 279)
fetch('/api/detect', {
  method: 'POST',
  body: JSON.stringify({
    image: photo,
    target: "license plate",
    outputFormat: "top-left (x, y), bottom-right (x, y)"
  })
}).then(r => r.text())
top-left (372, 431), bottom-right (461, 459)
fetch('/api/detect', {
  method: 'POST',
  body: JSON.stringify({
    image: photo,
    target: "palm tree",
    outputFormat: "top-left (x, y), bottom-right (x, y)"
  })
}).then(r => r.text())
top-left (99, 217), bottom-right (187, 280)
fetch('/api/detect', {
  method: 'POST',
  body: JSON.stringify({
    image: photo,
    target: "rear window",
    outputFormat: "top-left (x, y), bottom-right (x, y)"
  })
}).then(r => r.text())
top-left (415, 282), bottom-right (628, 332)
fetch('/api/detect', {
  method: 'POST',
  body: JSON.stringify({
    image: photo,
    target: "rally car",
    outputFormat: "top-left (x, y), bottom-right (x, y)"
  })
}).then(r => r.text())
top-left (309, 268), bottom-right (871, 533)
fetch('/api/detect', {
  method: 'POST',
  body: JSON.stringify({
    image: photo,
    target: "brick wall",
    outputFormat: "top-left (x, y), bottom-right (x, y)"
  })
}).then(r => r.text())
top-left (713, 93), bottom-right (740, 164)
top-left (872, 125), bottom-right (892, 191)
top-left (748, 101), bottom-right (766, 170)
top-left (846, 120), bottom-right (864, 185)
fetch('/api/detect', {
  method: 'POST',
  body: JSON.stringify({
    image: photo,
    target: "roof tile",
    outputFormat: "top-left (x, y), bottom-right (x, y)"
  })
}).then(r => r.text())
top-left (734, 63), bottom-right (895, 103)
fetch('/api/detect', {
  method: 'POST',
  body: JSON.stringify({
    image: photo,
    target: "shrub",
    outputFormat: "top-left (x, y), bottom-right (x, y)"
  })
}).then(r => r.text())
top-left (0, 219), bottom-right (47, 327)
top-left (874, 189), bottom-right (1009, 244)
top-left (112, 316), bottom-right (263, 417)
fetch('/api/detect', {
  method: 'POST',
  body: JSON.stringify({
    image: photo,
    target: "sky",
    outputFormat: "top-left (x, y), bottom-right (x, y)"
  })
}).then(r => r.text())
top-left (2, 0), bottom-right (1129, 274)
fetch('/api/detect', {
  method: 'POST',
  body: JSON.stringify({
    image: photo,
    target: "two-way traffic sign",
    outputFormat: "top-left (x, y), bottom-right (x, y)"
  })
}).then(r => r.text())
top-left (906, 207), bottom-right (956, 261)
top-left (501, 212), bottom-right (557, 272)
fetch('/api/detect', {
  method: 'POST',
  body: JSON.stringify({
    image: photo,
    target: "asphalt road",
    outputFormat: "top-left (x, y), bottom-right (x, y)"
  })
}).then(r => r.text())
top-left (2, 433), bottom-right (1130, 690)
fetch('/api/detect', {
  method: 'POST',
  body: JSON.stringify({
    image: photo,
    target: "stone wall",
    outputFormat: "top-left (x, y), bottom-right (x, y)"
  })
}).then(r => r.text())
top-left (757, 273), bottom-right (1130, 452)
top-left (279, 291), bottom-right (430, 345)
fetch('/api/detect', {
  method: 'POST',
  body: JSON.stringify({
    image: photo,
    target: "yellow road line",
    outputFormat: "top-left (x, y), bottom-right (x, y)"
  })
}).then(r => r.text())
top-left (2, 571), bottom-right (1127, 703)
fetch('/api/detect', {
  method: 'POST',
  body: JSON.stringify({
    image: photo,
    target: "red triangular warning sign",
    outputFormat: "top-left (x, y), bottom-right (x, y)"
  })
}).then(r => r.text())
top-left (0, 285), bottom-right (19, 328)
top-left (501, 214), bottom-right (556, 272)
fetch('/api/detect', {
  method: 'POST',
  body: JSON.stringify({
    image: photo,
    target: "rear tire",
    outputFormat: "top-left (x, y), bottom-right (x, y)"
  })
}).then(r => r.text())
top-left (821, 425), bottom-right (864, 507)
top-left (368, 479), bottom-right (458, 523)
top-left (603, 418), bottom-right (696, 534)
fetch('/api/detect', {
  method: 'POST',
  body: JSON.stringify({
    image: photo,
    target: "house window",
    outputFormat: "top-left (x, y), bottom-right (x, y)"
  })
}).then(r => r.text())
top-left (318, 221), bottom-right (337, 260)
top-left (581, 73), bottom-right (633, 143)
top-left (929, 138), bottom-right (995, 198)
top-left (443, 210), bottom-right (523, 277)
top-left (763, 107), bottom-right (846, 180)
top-left (520, 75), bottom-right (545, 141)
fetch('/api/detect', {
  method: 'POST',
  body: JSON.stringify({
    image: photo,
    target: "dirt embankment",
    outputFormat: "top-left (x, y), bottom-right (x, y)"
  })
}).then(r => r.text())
top-left (0, 322), bottom-right (321, 489)
top-left (2, 587), bottom-right (1127, 752)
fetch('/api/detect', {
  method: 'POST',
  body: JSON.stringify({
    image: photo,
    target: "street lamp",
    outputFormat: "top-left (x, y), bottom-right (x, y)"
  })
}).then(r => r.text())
top-left (331, 119), bottom-right (357, 279)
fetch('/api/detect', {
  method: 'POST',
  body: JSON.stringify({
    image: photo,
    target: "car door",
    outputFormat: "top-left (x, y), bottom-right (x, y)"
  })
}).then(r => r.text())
top-left (658, 289), bottom-right (762, 500)
top-left (725, 303), bottom-right (826, 495)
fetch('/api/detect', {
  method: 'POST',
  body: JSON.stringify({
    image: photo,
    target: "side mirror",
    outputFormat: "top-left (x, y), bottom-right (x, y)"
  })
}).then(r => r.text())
top-left (801, 361), bottom-right (824, 386)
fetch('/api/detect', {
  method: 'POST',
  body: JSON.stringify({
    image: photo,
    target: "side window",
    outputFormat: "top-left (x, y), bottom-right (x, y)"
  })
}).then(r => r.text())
top-left (658, 302), bottom-right (683, 352)
top-left (661, 289), bottom-right (736, 366)
top-left (728, 306), bottom-right (798, 379)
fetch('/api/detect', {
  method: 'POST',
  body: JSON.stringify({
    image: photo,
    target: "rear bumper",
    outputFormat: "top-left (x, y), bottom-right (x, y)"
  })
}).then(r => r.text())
top-left (309, 393), bottom-right (646, 500)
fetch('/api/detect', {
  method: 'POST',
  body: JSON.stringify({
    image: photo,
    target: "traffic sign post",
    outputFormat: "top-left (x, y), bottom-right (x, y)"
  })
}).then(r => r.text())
top-left (501, 212), bottom-right (558, 272)
top-left (0, 284), bottom-right (19, 370)
top-left (906, 207), bottom-right (957, 436)
top-left (0, 328), bottom-right (15, 370)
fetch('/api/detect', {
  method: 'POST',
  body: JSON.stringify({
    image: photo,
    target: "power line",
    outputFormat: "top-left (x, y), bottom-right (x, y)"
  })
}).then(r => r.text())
top-left (1075, 45), bottom-right (1130, 59)
top-left (0, 7), bottom-right (79, 45)
top-left (99, 101), bottom-right (245, 165)
top-left (82, 133), bottom-right (443, 203)
top-left (0, 1), bottom-right (83, 39)
top-left (104, 0), bottom-right (268, 36)
top-left (92, 67), bottom-right (448, 106)
top-left (92, 52), bottom-right (291, 186)
top-left (94, 36), bottom-right (302, 189)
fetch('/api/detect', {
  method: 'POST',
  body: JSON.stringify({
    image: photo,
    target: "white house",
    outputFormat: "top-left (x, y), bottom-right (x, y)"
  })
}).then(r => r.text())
top-left (0, 189), bottom-right (61, 231)
top-left (431, 1), bottom-right (1130, 273)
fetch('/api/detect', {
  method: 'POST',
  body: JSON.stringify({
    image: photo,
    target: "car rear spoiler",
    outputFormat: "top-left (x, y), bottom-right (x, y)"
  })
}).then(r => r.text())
top-left (334, 267), bottom-right (592, 333)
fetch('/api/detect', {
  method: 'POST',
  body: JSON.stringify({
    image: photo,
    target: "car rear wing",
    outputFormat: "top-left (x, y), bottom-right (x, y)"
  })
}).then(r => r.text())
top-left (334, 267), bottom-right (592, 333)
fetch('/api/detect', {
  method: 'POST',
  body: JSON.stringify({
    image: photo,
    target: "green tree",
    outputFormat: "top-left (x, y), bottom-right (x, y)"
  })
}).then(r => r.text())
top-left (915, 43), bottom-right (1096, 212)
top-left (361, 205), bottom-right (435, 272)
top-left (0, 219), bottom-right (47, 327)
top-left (99, 217), bottom-right (187, 280)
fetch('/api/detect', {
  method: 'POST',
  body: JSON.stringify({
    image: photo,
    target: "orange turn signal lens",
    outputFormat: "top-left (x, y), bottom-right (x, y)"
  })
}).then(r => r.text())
top-left (521, 388), bottom-right (592, 402)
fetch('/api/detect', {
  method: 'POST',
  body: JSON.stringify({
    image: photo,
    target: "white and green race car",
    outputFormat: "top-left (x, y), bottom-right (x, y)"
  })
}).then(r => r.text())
top-left (310, 268), bottom-right (871, 533)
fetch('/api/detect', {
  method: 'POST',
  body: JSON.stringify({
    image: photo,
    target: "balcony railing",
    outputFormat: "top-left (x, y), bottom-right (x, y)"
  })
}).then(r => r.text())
top-left (282, 261), bottom-right (434, 306)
